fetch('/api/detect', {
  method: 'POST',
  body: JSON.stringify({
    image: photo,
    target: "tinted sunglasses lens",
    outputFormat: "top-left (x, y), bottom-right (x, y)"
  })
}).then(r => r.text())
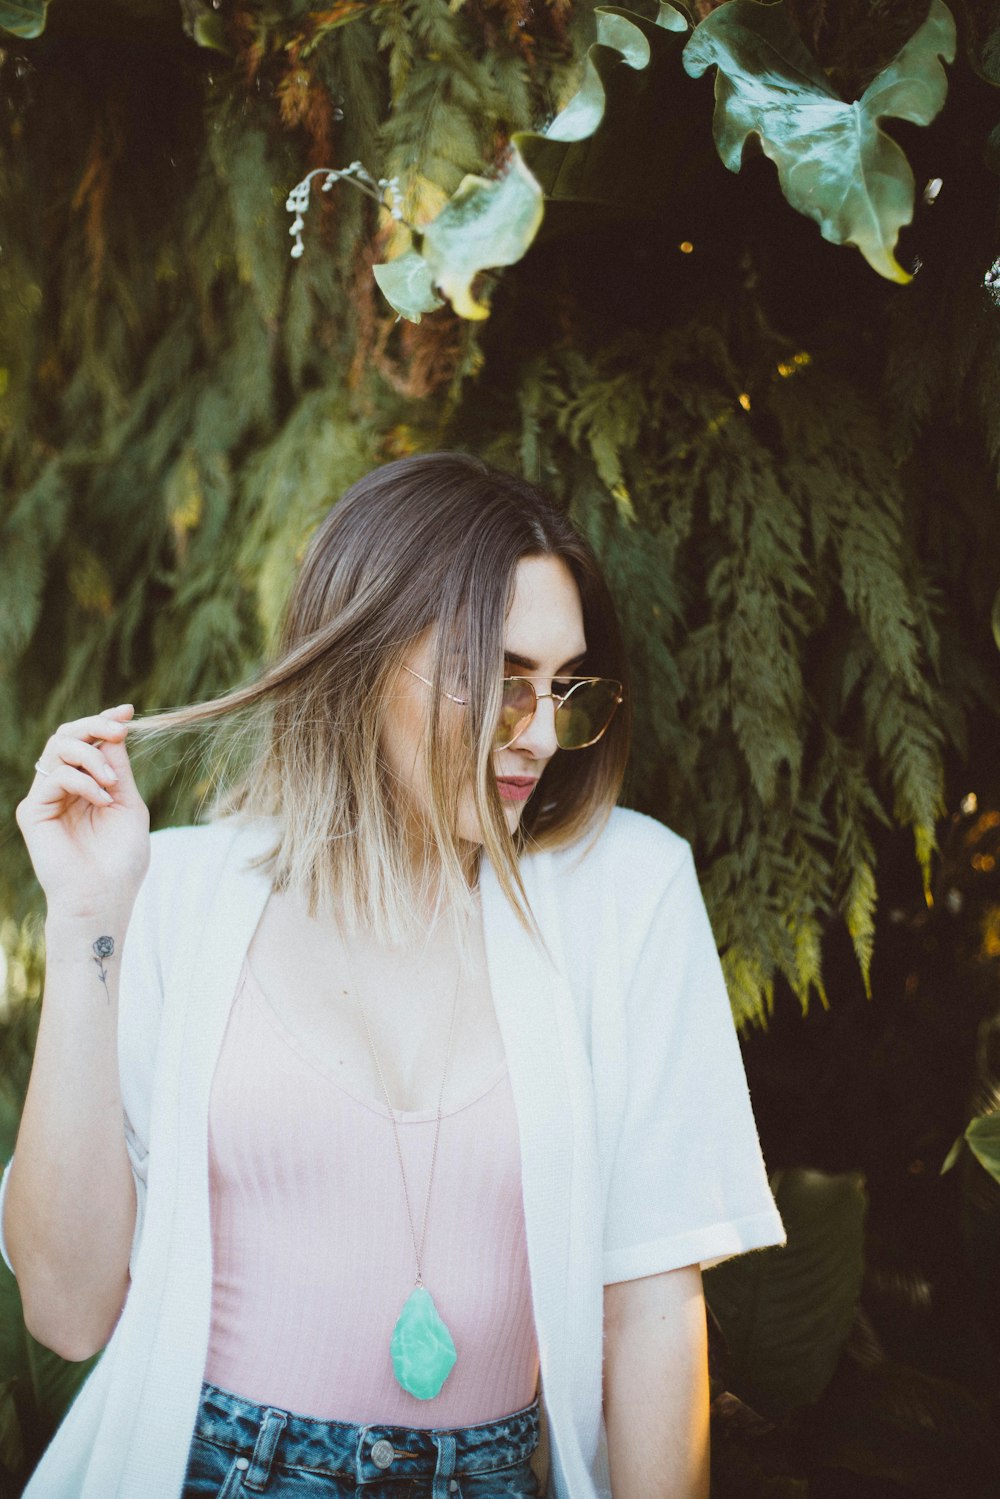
top-left (555, 680), bottom-right (621, 749)
top-left (496, 678), bottom-right (536, 748)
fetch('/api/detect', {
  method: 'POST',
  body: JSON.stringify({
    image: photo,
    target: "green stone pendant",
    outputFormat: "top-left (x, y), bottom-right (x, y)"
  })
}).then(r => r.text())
top-left (390, 1285), bottom-right (457, 1400)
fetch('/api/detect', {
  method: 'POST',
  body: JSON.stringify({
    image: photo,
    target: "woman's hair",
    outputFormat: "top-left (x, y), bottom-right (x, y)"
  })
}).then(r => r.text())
top-left (131, 452), bottom-right (630, 939)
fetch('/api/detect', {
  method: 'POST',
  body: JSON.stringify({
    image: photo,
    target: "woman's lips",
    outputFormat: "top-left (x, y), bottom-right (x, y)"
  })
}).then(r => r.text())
top-left (497, 777), bottom-right (538, 803)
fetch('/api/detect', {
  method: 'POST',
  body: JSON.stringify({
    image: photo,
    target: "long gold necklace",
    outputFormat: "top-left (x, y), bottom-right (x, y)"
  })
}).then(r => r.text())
top-left (339, 925), bottom-right (461, 1401)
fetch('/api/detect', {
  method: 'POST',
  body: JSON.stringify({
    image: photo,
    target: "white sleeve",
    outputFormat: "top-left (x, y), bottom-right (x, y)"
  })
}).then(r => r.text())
top-left (602, 846), bottom-right (786, 1283)
top-left (0, 1157), bottom-right (16, 1275)
top-left (117, 847), bottom-right (165, 1279)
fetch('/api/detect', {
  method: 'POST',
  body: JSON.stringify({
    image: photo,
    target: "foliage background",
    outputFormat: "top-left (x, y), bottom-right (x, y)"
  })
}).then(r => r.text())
top-left (2, 0), bottom-right (999, 1020)
top-left (1, 0), bottom-right (1000, 1493)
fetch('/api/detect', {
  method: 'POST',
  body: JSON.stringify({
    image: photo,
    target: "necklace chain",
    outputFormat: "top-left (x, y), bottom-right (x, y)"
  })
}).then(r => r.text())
top-left (340, 927), bottom-right (462, 1288)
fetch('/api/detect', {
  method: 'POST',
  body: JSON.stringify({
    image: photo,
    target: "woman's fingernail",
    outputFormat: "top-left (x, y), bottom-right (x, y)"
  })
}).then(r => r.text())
top-left (99, 788), bottom-right (113, 802)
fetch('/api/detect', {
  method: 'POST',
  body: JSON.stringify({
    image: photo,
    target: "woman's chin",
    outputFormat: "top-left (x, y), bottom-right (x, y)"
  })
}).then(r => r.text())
top-left (454, 801), bottom-right (523, 846)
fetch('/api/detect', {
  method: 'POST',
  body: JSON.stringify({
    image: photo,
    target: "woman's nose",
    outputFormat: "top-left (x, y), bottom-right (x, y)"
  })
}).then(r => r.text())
top-left (510, 693), bottom-right (559, 759)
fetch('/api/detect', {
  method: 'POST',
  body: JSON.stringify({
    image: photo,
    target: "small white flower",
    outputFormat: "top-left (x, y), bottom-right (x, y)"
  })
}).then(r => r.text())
top-left (286, 160), bottom-right (409, 263)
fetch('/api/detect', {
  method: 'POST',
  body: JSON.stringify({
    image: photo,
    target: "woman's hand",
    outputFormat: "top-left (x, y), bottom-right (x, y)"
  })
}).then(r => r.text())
top-left (15, 704), bottom-right (150, 921)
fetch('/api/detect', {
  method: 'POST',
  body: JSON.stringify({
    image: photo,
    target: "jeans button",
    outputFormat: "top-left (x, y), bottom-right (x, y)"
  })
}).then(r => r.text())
top-left (370, 1438), bottom-right (395, 1469)
top-left (235, 1458), bottom-right (249, 1472)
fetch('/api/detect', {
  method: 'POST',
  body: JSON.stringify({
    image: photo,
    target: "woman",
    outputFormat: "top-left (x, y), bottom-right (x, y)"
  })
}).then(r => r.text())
top-left (2, 453), bottom-right (785, 1499)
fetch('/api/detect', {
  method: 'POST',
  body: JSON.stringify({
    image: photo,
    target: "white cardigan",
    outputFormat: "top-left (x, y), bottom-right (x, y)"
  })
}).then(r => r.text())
top-left (1, 807), bottom-right (785, 1499)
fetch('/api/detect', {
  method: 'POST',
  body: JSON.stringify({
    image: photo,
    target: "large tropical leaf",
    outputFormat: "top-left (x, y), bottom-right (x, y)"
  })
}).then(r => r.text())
top-left (372, 0), bottom-right (956, 320)
top-left (373, 3), bottom-right (700, 322)
top-left (704, 1168), bottom-right (867, 1419)
top-left (374, 149), bottom-right (544, 323)
top-left (416, 152), bottom-right (545, 323)
top-left (514, 3), bottom-right (710, 212)
top-left (371, 251), bottom-right (444, 326)
top-left (682, 0), bottom-right (957, 282)
top-left (0, 0), bottom-right (48, 38)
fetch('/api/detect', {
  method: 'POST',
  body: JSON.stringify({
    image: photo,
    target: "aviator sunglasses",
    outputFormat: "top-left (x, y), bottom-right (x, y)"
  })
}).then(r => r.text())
top-left (404, 666), bottom-right (624, 751)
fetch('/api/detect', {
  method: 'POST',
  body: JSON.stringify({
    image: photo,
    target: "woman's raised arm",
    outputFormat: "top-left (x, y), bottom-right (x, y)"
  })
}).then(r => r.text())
top-left (4, 703), bottom-right (150, 1360)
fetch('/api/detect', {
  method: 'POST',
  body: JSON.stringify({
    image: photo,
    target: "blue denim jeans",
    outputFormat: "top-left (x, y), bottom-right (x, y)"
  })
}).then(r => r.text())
top-left (181, 1381), bottom-right (543, 1499)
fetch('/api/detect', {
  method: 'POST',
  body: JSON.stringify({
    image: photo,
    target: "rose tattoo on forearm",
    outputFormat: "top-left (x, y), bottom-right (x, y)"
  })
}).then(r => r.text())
top-left (92, 936), bottom-right (115, 1003)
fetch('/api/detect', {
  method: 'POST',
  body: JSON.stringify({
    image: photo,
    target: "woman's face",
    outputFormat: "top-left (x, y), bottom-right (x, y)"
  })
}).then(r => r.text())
top-left (382, 553), bottom-right (588, 848)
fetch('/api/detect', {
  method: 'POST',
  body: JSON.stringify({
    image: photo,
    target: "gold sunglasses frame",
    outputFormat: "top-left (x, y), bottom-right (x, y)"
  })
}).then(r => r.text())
top-left (402, 666), bottom-right (623, 751)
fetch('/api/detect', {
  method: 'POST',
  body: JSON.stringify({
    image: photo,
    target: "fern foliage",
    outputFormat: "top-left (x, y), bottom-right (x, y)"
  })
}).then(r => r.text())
top-left (0, 0), bottom-right (998, 1027)
top-left (455, 314), bottom-right (963, 1021)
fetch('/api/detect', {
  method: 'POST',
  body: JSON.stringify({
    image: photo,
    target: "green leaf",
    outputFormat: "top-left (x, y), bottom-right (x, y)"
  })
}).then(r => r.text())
top-left (23, 1330), bottom-right (97, 1437)
top-left (704, 1168), bottom-right (867, 1418)
top-left (530, 4), bottom-right (682, 149)
top-left (514, 3), bottom-right (716, 220)
top-left (180, 0), bottom-right (231, 54)
top-left (372, 250), bottom-right (445, 324)
top-left (0, 1268), bottom-right (28, 1406)
top-left (372, 3), bottom-right (710, 322)
top-left (954, 1019), bottom-right (1000, 1324)
top-left (939, 1132), bottom-right (964, 1174)
top-left (845, 859), bottom-right (877, 998)
top-left (965, 1113), bottom-right (1000, 1184)
top-left (417, 151), bottom-right (545, 322)
top-left (0, 1258), bottom-right (97, 1478)
top-left (0, 0), bottom-right (48, 38)
top-left (0, 1376), bottom-right (24, 1474)
top-left (682, 0), bottom-right (957, 282)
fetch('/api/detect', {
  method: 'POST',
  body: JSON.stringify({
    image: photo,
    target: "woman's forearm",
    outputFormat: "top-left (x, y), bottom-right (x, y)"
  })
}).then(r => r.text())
top-left (603, 1265), bottom-right (710, 1499)
top-left (3, 910), bottom-right (137, 1361)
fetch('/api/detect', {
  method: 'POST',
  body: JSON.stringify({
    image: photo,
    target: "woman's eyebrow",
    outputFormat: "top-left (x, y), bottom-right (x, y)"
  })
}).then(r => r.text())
top-left (504, 650), bottom-right (588, 673)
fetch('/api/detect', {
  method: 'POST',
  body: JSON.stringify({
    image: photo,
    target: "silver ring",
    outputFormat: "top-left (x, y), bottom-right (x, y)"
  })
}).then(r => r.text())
top-left (33, 759), bottom-right (51, 777)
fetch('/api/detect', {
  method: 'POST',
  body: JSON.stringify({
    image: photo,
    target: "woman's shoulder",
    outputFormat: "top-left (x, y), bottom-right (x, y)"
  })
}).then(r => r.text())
top-left (539, 806), bottom-right (693, 911)
top-left (148, 815), bottom-right (241, 868)
top-left (144, 815), bottom-right (277, 898)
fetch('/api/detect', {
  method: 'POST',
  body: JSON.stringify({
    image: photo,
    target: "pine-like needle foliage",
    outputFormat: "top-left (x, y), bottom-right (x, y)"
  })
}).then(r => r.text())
top-left (457, 322), bottom-right (955, 1022)
top-left (1, 0), bottom-right (999, 1029)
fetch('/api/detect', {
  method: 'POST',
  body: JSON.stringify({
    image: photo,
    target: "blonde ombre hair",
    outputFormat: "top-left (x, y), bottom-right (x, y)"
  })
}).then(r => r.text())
top-left (131, 452), bottom-right (631, 939)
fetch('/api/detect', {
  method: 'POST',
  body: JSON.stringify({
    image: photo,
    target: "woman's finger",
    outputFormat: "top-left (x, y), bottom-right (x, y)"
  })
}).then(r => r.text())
top-left (45, 737), bottom-right (119, 788)
top-left (43, 706), bottom-right (133, 751)
top-left (28, 704), bottom-right (138, 810)
top-left (31, 762), bottom-right (115, 809)
top-left (84, 707), bottom-right (142, 800)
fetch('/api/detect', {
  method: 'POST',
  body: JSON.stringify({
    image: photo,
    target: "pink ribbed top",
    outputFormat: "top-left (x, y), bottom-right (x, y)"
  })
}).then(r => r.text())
top-left (203, 960), bottom-right (540, 1426)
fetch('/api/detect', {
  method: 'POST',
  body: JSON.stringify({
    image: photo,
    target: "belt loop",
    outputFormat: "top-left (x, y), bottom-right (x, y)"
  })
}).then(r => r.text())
top-left (244, 1408), bottom-right (288, 1492)
top-left (431, 1431), bottom-right (457, 1499)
